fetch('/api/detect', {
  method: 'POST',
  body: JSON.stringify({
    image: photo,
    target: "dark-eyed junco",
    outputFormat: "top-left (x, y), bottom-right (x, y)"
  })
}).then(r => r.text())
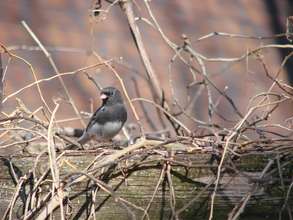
top-left (77, 87), bottom-right (127, 144)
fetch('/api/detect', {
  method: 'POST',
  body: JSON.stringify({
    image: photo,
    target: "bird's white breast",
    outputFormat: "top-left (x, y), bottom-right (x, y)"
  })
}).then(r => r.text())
top-left (88, 121), bottom-right (123, 139)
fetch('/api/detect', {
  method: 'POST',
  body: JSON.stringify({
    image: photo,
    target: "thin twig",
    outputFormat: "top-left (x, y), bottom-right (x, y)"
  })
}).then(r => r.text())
top-left (21, 21), bottom-right (86, 127)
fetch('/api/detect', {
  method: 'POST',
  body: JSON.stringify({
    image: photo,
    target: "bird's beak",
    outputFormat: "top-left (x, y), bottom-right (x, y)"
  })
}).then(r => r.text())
top-left (100, 93), bottom-right (108, 100)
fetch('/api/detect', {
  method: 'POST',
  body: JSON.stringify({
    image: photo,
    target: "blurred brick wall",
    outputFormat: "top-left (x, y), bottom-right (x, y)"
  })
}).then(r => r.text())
top-left (0, 0), bottom-right (291, 131)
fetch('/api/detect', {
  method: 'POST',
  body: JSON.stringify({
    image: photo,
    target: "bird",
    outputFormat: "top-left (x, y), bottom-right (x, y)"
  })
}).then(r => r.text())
top-left (77, 87), bottom-right (127, 145)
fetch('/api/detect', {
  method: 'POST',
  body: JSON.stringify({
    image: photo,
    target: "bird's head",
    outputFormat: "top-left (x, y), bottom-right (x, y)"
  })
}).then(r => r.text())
top-left (100, 87), bottom-right (123, 105)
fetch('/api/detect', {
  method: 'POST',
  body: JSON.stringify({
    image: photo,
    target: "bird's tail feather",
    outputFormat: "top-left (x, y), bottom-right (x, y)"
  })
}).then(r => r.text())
top-left (56, 127), bottom-right (84, 138)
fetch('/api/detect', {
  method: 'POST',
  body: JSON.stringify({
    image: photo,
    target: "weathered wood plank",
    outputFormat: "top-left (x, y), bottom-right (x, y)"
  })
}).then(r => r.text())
top-left (0, 148), bottom-right (292, 219)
